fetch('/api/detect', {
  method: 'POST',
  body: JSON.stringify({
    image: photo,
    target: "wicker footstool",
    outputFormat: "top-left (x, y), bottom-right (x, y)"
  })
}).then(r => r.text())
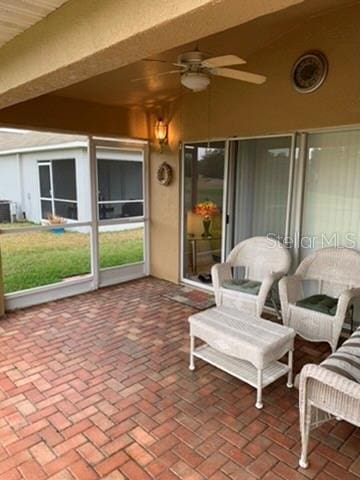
top-left (189, 307), bottom-right (296, 409)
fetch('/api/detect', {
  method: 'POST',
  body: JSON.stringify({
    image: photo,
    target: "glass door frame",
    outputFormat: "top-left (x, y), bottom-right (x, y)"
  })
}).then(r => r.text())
top-left (180, 138), bottom-right (229, 290)
top-left (89, 137), bottom-right (149, 289)
top-left (38, 162), bottom-right (54, 220)
top-left (225, 133), bottom-right (296, 258)
top-left (180, 134), bottom-right (296, 290)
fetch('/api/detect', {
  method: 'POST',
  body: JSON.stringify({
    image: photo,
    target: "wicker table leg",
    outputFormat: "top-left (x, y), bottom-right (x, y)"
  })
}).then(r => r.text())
top-left (189, 335), bottom-right (195, 371)
top-left (287, 349), bottom-right (294, 388)
top-left (256, 369), bottom-right (263, 409)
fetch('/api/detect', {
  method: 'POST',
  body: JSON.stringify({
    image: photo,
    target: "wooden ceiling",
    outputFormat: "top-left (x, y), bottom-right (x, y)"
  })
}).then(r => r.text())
top-left (0, 0), bottom-right (68, 47)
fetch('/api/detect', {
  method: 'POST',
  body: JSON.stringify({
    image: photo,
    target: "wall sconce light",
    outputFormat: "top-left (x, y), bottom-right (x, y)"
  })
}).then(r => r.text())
top-left (154, 120), bottom-right (168, 152)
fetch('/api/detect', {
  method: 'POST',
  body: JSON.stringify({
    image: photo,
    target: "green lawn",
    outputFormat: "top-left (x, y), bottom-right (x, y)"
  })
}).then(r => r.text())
top-left (0, 228), bottom-right (144, 293)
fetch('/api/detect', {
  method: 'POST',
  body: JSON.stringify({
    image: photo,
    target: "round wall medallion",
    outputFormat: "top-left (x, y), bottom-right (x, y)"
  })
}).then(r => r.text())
top-left (157, 161), bottom-right (173, 186)
top-left (291, 51), bottom-right (328, 93)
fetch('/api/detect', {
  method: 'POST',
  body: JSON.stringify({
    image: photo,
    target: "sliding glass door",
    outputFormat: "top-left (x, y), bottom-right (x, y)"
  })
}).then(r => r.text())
top-left (227, 135), bottom-right (294, 254)
top-left (182, 141), bottom-right (226, 286)
top-left (301, 129), bottom-right (360, 258)
top-left (181, 137), bottom-right (293, 287)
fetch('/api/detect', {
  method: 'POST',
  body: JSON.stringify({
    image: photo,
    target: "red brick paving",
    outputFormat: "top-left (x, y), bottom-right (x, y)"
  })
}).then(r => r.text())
top-left (0, 277), bottom-right (358, 479)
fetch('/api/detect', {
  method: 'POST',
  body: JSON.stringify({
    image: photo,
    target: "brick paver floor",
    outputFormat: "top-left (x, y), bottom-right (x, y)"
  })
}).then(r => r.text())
top-left (0, 277), bottom-right (358, 479)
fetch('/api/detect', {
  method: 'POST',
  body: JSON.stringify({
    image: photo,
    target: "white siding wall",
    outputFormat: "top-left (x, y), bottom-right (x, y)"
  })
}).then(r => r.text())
top-left (0, 147), bottom-right (89, 223)
top-left (0, 153), bottom-right (22, 218)
top-left (0, 145), bottom-right (142, 224)
top-left (23, 148), bottom-right (84, 223)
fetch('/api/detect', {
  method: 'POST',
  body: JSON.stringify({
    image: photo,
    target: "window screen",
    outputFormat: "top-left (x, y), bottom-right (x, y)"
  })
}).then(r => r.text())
top-left (52, 159), bottom-right (77, 201)
top-left (39, 165), bottom-right (51, 198)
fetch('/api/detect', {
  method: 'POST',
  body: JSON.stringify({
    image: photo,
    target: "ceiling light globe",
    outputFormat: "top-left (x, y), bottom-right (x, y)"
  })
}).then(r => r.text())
top-left (181, 72), bottom-right (210, 92)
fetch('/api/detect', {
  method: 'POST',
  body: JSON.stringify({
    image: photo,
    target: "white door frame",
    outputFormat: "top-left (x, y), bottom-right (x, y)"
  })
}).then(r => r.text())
top-left (180, 140), bottom-right (228, 291)
top-left (89, 137), bottom-right (149, 288)
top-left (38, 162), bottom-right (54, 220)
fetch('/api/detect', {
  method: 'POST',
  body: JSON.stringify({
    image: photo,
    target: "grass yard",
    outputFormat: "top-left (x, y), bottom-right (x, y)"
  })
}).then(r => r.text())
top-left (0, 227), bottom-right (144, 293)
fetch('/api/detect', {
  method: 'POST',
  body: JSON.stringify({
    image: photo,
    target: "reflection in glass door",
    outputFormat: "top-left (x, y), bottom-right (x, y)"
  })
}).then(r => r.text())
top-left (94, 141), bottom-right (148, 287)
top-left (182, 141), bottom-right (225, 286)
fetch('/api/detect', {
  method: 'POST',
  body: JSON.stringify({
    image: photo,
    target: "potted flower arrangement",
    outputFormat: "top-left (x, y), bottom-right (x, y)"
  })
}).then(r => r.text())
top-left (192, 200), bottom-right (219, 238)
top-left (47, 214), bottom-right (65, 234)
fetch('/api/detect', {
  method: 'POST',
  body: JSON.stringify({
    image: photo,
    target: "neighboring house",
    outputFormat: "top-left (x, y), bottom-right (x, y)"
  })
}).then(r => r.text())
top-left (0, 130), bottom-right (143, 224)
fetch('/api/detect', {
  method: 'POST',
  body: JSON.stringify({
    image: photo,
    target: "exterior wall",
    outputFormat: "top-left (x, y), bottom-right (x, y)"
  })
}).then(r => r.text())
top-left (149, 145), bottom-right (180, 284)
top-left (0, 154), bottom-right (22, 218)
top-left (22, 147), bottom-right (89, 223)
top-left (0, 144), bottom-right (144, 224)
top-left (180, 4), bottom-right (360, 139)
top-left (149, 3), bottom-right (360, 284)
top-left (0, 147), bottom-right (89, 223)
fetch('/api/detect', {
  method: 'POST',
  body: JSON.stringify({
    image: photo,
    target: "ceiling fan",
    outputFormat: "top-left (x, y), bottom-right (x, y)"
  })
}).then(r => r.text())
top-left (133, 50), bottom-right (266, 92)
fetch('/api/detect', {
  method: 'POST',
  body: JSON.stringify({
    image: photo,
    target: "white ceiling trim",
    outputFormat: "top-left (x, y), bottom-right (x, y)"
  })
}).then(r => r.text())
top-left (0, 0), bottom-right (68, 48)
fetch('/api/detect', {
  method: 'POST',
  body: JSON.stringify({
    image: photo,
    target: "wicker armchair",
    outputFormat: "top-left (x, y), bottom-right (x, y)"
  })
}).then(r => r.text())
top-left (299, 327), bottom-right (360, 469)
top-left (211, 236), bottom-right (291, 317)
top-left (279, 247), bottom-right (360, 353)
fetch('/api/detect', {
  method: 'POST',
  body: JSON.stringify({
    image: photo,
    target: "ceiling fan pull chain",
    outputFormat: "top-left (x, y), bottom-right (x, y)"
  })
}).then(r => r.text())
top-left (207, 82), bottom-right (212, 150)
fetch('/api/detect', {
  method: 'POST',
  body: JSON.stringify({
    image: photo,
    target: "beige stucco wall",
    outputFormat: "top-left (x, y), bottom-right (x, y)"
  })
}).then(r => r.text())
top-left (149, 3), bottom-right (360, 283)
top-left (149, 110), bottom-right (181, 283)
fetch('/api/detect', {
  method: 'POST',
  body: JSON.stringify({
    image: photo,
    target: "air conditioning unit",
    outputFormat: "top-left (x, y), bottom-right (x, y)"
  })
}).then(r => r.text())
top-left (0, 200), bottom-right (16, 223)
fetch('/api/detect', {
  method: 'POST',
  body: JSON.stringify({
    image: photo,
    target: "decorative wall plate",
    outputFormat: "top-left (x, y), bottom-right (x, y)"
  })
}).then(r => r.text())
top-left (291, 51), bottom-right (328, 93)
top-left (157, 161), bottom-right (173, 186)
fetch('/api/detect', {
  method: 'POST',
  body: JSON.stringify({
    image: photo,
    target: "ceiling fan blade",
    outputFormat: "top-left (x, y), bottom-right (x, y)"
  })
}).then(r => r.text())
top-left (142, 58), bottom-right (170, 64)
top-left (132, 70), bottom-right (182, 83)
top-left (212, 67), bottom-right (266, 84)
top-left (202, 55), bottom-right (246, 68)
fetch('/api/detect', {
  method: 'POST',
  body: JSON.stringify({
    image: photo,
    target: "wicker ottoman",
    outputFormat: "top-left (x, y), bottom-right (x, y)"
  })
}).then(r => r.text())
top-left (189, 306), bottom-right (296, 409)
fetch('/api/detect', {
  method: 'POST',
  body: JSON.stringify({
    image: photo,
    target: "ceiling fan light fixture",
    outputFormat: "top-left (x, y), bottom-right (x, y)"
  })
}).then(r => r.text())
top-left (181, 72), bottom-right (210, 92)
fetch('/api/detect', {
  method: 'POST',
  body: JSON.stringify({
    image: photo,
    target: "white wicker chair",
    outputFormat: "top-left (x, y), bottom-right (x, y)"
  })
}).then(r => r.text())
top-left (279, 247), bottom-right (360, 353)
top-left (211, 236), bottom-right (291, 317)
top-left (298, 327), bottom-right (360, 469)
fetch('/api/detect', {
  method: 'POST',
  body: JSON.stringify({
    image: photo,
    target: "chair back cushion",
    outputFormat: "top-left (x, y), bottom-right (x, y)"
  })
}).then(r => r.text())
top-left (321, 327), bottom-right (360, 383)
top-left (226, 236), bottom-right (291, 282)
top-left (296, 247), bottom-right (360, 296)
